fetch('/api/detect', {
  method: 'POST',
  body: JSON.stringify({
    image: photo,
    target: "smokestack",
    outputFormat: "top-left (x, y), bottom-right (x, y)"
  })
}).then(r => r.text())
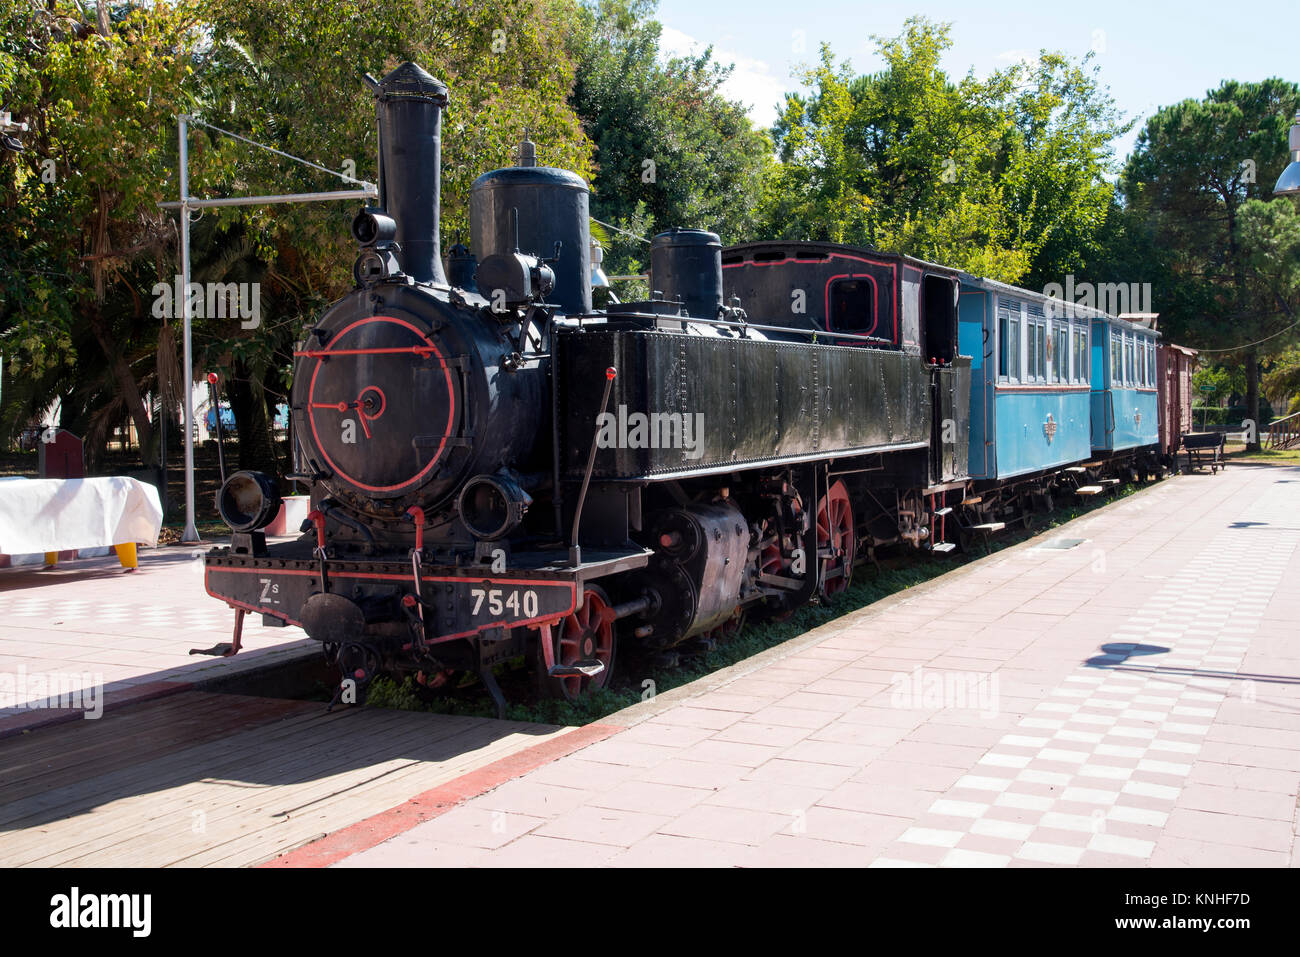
top-left (370, 62), bottom-right (448, 284)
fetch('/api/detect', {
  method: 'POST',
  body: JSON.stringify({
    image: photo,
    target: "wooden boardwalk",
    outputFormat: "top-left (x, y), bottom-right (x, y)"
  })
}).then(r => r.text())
top-left (0, 691), bottom-right (571, 867)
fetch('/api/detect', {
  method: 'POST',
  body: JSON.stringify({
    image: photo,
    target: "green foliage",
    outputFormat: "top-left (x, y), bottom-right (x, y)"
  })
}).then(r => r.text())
top-left (1119, 79), bottom-right (1300, 347)
top-left (1, 0), bottom-right (595, 470)
top-left (1262, 347), bottom-right (1300, 411)
top-left (1192, 364), bottom-right (1244, 406)
top-left (567, 0), bottom-right (771, 277)
top-left (1116, 78), bottom-right (1300, 445)
top-left (761, 18), bottom-right (1128, 286)
top-left (1, 0), bottom-right (201, 456)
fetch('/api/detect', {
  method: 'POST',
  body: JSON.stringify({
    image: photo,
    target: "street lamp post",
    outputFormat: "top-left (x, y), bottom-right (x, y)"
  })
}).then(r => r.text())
top-left (1273, 112), bottom-right (1300, 197)
top-left (178, 115), bottom-right (198, 543)
top-left (161, 114), bottom-right (377, 545)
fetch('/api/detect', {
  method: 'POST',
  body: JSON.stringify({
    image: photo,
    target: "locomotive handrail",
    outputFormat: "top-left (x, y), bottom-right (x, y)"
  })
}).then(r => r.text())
top-left (619, 312), bottom-right (896, 346)
top-left (570, 367), bottom-right (618, 568)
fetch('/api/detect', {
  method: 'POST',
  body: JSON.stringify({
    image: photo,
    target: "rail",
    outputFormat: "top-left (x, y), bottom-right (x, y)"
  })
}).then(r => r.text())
top-left (1265, 410), bottom-right (1300, 450)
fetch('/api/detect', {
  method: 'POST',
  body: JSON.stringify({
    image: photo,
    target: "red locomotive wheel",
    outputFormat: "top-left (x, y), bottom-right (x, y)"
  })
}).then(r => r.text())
top-left (816, 481), bottom-right (855, 600)
top-left (760, 499), bottom-right (806, 621)
top-left (538, 585), bottom-right (617, 701)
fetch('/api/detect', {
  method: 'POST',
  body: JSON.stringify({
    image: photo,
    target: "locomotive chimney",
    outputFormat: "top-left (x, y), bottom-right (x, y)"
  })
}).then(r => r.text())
top-left (368, 62), bottom-right (448, 285)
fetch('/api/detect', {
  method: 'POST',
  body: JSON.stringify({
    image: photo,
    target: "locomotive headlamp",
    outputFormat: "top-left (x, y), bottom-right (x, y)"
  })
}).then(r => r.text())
top-left (351, 206), bottom-right (398, 246)
top-left (1273, 112), bottom-right (1300, 196)
top-left (457, 473), bottom-right (532, 540)
top-left (217, 470), bottom-right (283, 533)
top-left (476, 251), bottom-right (555, 307)
top-left (353, 246), bottom-right (402, 286)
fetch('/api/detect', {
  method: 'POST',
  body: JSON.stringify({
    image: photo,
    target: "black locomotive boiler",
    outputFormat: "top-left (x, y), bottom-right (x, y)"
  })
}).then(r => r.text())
top-left (203, 62), bottom-right (974, 713)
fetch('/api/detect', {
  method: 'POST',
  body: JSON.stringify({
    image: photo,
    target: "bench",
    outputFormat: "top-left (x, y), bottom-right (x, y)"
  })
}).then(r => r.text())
top-left (1181, 432), bottom-right (1224, 474)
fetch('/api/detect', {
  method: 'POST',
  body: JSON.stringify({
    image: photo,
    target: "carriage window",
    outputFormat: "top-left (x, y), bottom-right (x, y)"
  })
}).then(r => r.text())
top-left (1125, 334), bottom-right (1135, 386)
top-left (1075, 327), bottom-right (1088, 383)
top-left (1110, 329), bottom-right (1120, 384)
top-left (1053, 326), bottom-right (1067, 383)
top-left (1026, 320), bottom-right (1038, 381)
top-left (999, 307), bottom-right (1021, 381)
top-left (1028, 319), bottom-right (1046, 382)
top-left (828, 279), bottom-right (877, 336)
top-left (1147, 341), bottom-right (1156, 386)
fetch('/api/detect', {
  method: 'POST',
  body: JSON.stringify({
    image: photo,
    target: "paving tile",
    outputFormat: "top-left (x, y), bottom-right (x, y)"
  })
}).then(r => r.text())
top-left (587, 780), bottom-right (713, 816)
top-left (742, 834), bottom-right (879, 868)
top-left (704, 779), bottom-right (826, 815)
top-left (390, 806), bottom-right (546, 850)
top-left (535, 806), bottom-right (671, 847)
top-left (658, 804), bottom-right (792, 846)
top-left (1162, 808), bottom-right (1295, 851)
top-left (636, 758), bottom-right (749, 792)
top-left (475, 835), bottom-right (620, 867)
top-left (606, 833), bottom-right (745, 868)
top-left (747, 758), bottom-right (858, 789)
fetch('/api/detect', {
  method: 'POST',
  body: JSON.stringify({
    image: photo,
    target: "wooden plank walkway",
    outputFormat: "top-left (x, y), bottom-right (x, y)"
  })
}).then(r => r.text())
top-left (0, 691), bottom-right (572, 867)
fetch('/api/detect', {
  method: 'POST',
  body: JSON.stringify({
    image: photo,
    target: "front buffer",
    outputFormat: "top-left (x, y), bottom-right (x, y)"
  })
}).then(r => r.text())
top-left (204, 547), bottom-right (578, 714)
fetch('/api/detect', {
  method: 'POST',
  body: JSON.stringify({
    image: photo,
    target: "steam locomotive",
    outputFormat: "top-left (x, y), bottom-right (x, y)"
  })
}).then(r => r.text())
top-left (203, 62), bottom-right (1186, 714)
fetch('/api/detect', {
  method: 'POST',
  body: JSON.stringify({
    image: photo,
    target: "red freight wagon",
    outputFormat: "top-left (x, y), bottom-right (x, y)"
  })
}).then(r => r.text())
top-left (1158, 343), bottom-right (1198, 463)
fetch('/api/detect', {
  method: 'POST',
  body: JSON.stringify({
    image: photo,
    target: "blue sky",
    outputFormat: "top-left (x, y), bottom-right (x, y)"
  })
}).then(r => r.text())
top-left (654, 0), bottom-right (1299, 167)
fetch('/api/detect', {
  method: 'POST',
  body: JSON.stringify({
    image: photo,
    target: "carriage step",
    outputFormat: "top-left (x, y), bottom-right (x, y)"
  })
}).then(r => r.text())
top-left (1076, 485), bottom-right (1104, 496)
top-left (548, 659), bottom-right (606, 678)
top-left (961, 497), bottom-right (982, 505)
top-left (971, 522), bottom-right (1005, 532)
top-left (933, 507), bottom-right (953, 516)
top-left (929, 542), bottom-right (957, 553)
top-left (1064, 466), bottom-right (1088, 473)
top-left (1099, 478), bottom-right (1120, 486)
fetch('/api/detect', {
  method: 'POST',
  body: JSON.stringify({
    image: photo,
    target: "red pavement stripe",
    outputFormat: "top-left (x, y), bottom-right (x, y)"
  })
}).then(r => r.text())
top-left (261, 721), bottom-right (625, 868)
top-left (0, 680), bottom-right (191, 741)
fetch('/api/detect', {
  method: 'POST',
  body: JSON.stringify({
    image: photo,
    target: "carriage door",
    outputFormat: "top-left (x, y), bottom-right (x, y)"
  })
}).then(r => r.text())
top-left (923, 274), bottom-right (968, 483)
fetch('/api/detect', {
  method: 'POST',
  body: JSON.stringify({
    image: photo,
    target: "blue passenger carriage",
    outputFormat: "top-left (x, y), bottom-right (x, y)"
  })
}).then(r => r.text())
top-left (1089, 314), bottom-right (1162, 474)
top-left (958, 275), bottom-right (1097, 487)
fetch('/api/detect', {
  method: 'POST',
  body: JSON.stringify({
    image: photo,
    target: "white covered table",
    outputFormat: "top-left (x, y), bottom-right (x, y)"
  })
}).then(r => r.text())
top-left (0, 476), bottom-right (164, 569)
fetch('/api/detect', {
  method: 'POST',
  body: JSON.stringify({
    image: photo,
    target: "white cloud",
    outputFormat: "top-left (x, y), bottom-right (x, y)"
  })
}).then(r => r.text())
top-left (659, 24), bottom-right (789, 130)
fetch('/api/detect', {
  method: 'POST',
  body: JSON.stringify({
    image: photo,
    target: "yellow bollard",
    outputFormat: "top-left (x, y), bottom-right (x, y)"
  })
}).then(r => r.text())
top-left (43, 551), bottom-right (58, 568)
top-left (114, 542), bottom-right (138, 571)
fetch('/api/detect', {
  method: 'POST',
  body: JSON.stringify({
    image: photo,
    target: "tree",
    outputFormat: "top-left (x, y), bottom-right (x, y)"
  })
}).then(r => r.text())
top-left (1120, 79), bottom-right (1300, 448)
top-left (761, 18), bottom-right (1128, 286)
top-left (2, 0), bottom-right (598, 479)
top-left (567, 0), bottom-right (771, 280)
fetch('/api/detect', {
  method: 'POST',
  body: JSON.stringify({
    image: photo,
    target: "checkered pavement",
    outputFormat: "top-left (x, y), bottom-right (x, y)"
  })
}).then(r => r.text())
top-left (0, 550), bottom-right (312, 717)
top-left (875, 487), bottom-right (1296, 866)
